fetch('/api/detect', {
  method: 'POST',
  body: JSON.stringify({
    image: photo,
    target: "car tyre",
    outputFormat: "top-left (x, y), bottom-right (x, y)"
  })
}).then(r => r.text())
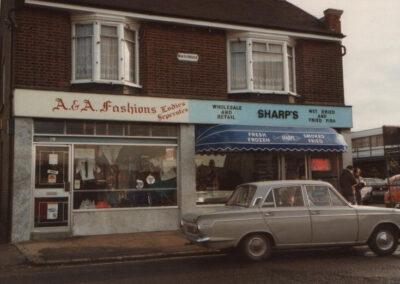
top-left (240, 233), bottom-right (271, 261)
top-left (368, 226), bottom-right (399, 256)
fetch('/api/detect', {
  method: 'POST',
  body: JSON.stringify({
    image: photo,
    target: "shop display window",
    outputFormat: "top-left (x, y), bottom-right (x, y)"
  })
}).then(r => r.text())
top-left (310, 153), bottom-right (339, 189)
top-left (195, 152), bottom-right (278, 205)
top-left (34, 120), bottom-right (178, 138)
top-left (73, 145), bottom-right (177, 210)
top-left (34, 120), bottom-right (65, 134)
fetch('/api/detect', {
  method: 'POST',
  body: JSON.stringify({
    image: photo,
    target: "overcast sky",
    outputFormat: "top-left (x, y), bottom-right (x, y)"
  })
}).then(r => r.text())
top-left (289, 0), bottom-right (400, 131)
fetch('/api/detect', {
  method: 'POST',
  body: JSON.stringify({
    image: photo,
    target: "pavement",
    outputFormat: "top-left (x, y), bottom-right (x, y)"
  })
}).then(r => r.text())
top-left (5, 231), bottom-right (218, 267)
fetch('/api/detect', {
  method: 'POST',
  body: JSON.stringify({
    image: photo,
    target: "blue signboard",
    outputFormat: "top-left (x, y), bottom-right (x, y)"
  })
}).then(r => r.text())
top-left (189, 100), bottom-right (352, 128)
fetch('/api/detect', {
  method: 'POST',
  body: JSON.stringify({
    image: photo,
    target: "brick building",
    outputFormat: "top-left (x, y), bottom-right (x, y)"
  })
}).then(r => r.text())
top-left (0, 0), bottom-right (352, 242)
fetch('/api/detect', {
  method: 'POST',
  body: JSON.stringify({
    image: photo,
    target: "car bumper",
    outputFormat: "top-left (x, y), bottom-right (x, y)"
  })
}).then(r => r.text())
top-left (181, 233), bottom-right (210, 243)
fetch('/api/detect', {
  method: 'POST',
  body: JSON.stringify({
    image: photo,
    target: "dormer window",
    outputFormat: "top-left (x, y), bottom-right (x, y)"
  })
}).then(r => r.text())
top-left (71, 14), bottom-right (139, 87)
top-left (228, 33), bottom-right (296, 95)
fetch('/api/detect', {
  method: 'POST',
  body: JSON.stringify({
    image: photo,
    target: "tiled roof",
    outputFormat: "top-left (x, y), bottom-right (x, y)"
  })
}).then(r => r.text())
top-left (37, 0), bottom-right (342, 37)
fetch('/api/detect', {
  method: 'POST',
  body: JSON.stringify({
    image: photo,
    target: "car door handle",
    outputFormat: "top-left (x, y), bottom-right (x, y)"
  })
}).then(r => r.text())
top-left (264, 212), bottom-right (274, 216)
top-left (310, 210), bottom-right (320, 215)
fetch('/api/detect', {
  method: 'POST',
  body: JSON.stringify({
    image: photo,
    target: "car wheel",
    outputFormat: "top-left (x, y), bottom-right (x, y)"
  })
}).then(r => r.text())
top-left (368, 226), bottom-right (399, 256)
top-left (241, 233), bottom-right (271, 261)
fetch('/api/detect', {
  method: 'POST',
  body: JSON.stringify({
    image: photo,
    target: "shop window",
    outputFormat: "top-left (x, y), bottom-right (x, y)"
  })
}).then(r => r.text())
top-left (73, 145), bottom-right (177, 210)
top-left (107, 122), bottom-right (124, 136)
top-left (66, 120), bottom-right (95, 135)
top-left (195, 152), bottom-right (278, 205)
top-left (34, 120), bottom-right (178, 138)
top-left (34, 120), bottom-right (65, 134)
top-left (125, 123), bottom-right (149, 136)
top-left (72, 14), bottom-right (139, 87)
top-left (228, 34), bottom-right (296, 95)
top-left (310, 153), bottom-right (339, 189)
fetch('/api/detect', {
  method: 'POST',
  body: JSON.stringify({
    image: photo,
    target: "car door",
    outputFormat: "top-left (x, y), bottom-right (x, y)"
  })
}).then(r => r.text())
top-left (261, 185), bottom-right (312, 246)
top-left (305, 185), bottom-right (358, 244)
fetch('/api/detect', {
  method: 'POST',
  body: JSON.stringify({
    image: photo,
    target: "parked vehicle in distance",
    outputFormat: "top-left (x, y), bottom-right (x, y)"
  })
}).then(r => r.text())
top-left (362, 178), bottom-right (388, 204)
top-left (385, 175), bottom-right (400, 208)
top-left (181, 180), bottom-right (400, 261)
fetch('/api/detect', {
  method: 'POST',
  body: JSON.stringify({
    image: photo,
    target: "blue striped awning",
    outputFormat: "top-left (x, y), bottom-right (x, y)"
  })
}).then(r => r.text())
top-left (195, 125), bottom-right (348, 153)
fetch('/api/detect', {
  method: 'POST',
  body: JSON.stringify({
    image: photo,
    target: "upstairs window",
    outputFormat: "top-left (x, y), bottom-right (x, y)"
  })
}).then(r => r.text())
top-left (228, 35), bottom-right (296, 95)
top-left (72, 14), bottom-right (139, 87)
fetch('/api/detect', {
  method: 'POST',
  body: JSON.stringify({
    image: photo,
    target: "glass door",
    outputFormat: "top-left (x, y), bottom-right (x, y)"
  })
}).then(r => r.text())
top-left (33, 145), bottom-right (71, 230)
top-left (283, 152), bottom-right (307, 180)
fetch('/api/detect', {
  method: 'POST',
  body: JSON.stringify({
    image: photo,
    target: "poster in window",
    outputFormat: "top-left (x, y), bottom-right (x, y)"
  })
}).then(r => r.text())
top-left (47, 203), bottom-right (58, 220)
top-left (48, 174), bottom-right (57, 184)
top-left (311, 158), bottom-right (331, 171)
top-left (49, 154), bottom-right (58, 165)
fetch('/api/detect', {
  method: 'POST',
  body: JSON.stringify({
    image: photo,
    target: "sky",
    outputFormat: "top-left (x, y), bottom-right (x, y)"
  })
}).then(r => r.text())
top-left (289, 0), bottom-right (400, 131)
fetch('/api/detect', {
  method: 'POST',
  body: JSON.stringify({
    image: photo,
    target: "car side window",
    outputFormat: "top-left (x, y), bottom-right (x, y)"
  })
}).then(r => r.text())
top-left (262, 190), bottom-right (275, 208)
top-left (329, 188), bottom-right (347, 206)
top-left (306, 186), bottom-right (331, 207)
top-left (273, 186), bottom-right (304, 207)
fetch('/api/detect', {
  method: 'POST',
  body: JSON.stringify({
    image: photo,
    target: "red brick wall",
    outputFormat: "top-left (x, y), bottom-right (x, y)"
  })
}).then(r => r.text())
top-left (13, 7), bottom-right (345, 106)
top-left (15, 7), bottom-right (71, 89)
top-left (295, 39), bottom-right (345, 106)
top-left (140, 22), bottom-right (227, 99)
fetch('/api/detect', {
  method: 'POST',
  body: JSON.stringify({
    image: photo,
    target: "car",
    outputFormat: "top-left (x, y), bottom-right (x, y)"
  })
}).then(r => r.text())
top-left (361, 178), bottom-right (388, 204)
top-left (385, 175), bottom-right (400, 208)
top-left (180, 180), bottom-right (400, 261)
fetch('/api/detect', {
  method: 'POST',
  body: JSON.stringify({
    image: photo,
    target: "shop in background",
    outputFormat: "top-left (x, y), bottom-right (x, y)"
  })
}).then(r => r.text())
top-left (195, 151), bottom-right (340, 205)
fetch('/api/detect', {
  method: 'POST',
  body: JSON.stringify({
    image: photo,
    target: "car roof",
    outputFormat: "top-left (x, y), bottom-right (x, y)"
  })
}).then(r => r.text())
top-left (243, 180), bottom-right (333, 187)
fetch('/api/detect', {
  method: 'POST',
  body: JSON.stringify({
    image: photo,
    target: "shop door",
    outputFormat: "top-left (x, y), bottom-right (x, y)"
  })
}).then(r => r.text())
top-left (283, 153), bottom-right (307, 180)
top-left (33, 145), bottom-right (71, 230)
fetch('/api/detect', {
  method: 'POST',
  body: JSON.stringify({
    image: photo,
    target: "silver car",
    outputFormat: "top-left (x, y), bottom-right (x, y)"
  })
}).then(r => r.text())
top-left (181, 180), bottom-right (400, 261)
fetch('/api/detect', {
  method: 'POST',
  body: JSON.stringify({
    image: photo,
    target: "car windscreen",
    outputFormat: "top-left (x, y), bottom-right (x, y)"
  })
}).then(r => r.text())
top-left (226, 185), bottom-right (257, 207)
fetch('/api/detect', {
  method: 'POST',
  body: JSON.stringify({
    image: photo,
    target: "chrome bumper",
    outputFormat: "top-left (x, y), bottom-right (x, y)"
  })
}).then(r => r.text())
top-left (181, 231), bottom-right (210, 243)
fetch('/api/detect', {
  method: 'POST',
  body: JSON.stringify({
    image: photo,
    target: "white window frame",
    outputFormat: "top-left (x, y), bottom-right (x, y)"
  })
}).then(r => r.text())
top-left (71, 13), bottom-right (140, 88)
top-left (227, 32), bottom-right (296, 96)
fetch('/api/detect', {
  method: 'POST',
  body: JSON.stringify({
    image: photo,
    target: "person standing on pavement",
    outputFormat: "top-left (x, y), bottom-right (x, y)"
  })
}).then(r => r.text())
top-left (354, 167), bottom-right (366, 205)
top-left (339, 165), bottom-right (358, 204)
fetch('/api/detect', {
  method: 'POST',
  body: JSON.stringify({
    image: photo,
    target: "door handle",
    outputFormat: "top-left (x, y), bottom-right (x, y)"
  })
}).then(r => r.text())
top-left (264, 212), bottom-right (274, 216)
top-left (310, 210), bottom-right (320, 215)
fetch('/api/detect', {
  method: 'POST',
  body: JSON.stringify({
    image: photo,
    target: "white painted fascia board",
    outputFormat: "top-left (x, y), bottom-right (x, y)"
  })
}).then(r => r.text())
top-left (351, 128), bottom-right (383, 139)
top-left (25, 0), bottom-right (343, 42)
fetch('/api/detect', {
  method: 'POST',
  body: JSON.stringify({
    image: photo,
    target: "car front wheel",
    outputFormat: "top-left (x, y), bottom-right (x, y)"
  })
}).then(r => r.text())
top-left (368, 226), bottom-right (399, 256)
top-left (240, 233), bottom-right (271, 261)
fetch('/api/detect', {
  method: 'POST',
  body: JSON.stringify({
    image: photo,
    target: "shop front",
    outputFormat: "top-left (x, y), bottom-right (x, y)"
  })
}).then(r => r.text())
top-left (11, 89), bottom-right (352, 241)
top-left (194, 125), bottom-right (347, 205)
top-left (32, 120), bottom-right (179, 236)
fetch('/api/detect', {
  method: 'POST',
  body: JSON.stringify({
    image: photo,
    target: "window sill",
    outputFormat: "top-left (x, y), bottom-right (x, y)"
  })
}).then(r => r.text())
top-left (71, 79), bottom-right (142, 89)
top-left (72, 206), bottom-right (179, 213)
